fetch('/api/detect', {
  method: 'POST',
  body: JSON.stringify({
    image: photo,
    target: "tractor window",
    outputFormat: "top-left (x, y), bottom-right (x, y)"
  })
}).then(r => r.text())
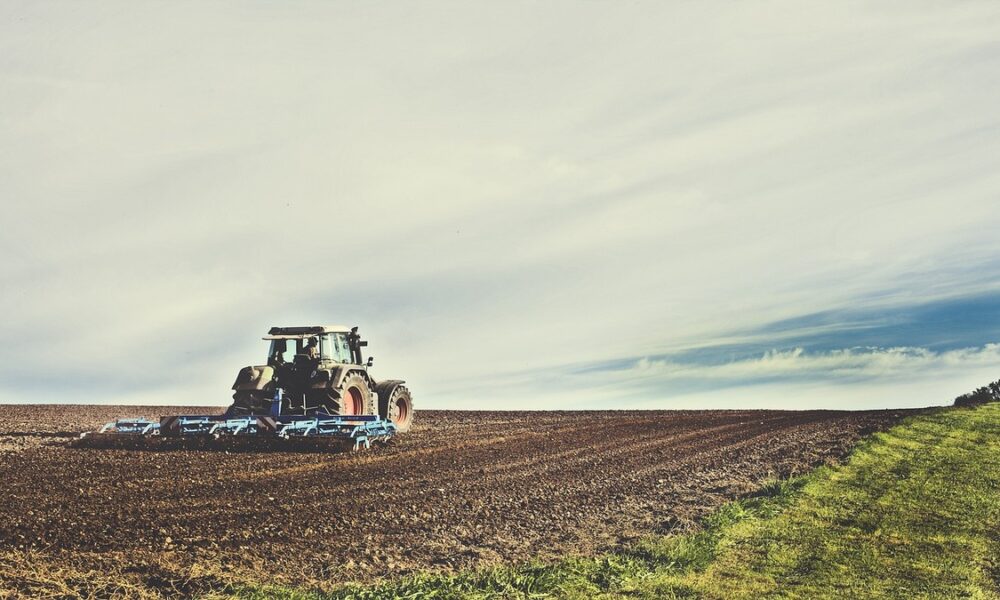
top-left (321, 333), bottom-right (352, 363)
top-left (269, 339), bottom-right (301, 364)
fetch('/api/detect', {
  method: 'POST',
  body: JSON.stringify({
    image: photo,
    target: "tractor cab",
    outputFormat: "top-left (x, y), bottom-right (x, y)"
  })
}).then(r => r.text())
top-left (264, 326), bottom-right (364, 367)
top-left (266, 333), bottom-right (353, 366)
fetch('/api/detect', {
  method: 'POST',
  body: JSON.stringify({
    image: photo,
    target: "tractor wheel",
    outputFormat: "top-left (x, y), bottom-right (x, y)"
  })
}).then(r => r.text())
top-left (305, 389), bottom-right (337, 414)
top-left (315, 373), bottom-right (374, 416)
top-left (230, 390), bottom-right (271, 415)
top-left (382, 385), bottom-right (414, 432)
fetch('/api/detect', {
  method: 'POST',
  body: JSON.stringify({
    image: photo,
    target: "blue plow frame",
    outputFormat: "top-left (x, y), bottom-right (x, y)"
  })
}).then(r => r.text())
top-left (83, 390), bottom-right (397, 451)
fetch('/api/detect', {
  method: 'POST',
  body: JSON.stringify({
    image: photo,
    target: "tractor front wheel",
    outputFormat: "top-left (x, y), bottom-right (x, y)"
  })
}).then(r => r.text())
top-left (382, 385), bottom-right (414, 432)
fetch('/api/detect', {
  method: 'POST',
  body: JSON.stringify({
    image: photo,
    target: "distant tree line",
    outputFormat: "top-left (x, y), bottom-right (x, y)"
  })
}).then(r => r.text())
top-left (954, 378), bottom-right (1000, 407)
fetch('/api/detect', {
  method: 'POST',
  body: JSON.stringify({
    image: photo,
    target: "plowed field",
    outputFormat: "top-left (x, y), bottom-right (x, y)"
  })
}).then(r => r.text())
top-left (0, 405), bottom-right (914, 598)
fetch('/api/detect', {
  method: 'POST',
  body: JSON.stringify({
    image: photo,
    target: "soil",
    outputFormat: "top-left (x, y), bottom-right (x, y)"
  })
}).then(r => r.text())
top-left (0, 404), bottom-right (916, 598)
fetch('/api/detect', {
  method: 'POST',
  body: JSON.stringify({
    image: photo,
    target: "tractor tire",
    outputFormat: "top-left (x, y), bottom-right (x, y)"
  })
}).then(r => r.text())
top-left (378, 384), bottom-right (414, 433)
top-left (230, 390), bottom-right (271, 415)
top-left (310, 373), bottom-right (375, 416)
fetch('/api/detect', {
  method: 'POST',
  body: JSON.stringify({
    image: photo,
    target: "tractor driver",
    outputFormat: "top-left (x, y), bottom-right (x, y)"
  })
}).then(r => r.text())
top-left (302, 337), bottom-right (319, 360)
top-left (268, 340), bottom-right (287, 367)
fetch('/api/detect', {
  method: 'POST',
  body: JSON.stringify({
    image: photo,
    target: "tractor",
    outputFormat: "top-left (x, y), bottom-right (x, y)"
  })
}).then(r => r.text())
top-left (76, 324), bottom-right (413, 450)
top-left (230, 325), bottom-right (414, 432)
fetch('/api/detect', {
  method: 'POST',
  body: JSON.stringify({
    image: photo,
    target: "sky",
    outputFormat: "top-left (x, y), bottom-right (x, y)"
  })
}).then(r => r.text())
top-left (1, 1), bottom-right (999, 410)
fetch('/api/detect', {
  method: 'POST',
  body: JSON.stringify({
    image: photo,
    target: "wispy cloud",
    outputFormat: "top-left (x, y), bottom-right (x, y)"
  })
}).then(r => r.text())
top-left (627, 345), bottom-right (1000, 383)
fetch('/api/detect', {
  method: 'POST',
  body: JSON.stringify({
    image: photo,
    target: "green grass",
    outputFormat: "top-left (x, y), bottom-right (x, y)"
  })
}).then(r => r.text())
top-left (213, 403), bottom-right (1000, 600)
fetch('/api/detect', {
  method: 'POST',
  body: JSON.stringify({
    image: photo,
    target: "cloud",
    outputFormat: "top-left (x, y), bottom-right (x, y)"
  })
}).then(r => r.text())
top-left (1, 2), bottom-right (999, 409)
top-left (428, 344), bottom-right (1000, 412)
top-left (627, 345), bottom-right (1000, 383)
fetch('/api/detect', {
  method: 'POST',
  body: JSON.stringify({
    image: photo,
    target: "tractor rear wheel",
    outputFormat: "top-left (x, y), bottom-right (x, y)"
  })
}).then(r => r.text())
top-left (309, 373), bottom-right (374, 416)
top-left (382, 385), bottom-right (414, 432)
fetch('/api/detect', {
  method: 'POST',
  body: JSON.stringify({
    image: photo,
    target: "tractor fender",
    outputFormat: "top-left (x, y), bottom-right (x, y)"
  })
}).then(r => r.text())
top-left (374, 379), bottom-right (406, 397)
top-left (231, 365), bottom-right (274, 391)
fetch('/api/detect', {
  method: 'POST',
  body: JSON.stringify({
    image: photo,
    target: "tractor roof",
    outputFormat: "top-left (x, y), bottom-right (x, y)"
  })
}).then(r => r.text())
top-left (264, 325), bottom-right (352, 340)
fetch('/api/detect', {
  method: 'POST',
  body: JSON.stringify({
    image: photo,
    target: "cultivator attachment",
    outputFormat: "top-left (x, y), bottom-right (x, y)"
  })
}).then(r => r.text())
top-left (75, 391), bottom-right (397, 452)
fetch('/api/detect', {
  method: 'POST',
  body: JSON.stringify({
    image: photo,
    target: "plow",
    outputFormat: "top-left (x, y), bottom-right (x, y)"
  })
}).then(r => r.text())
top-left (75, 325), bottom-right (413, 452)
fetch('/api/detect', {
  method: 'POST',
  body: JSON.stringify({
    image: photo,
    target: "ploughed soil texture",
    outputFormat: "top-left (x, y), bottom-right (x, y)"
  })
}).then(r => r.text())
top-left (0, 404), bottom-right (916, 598)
